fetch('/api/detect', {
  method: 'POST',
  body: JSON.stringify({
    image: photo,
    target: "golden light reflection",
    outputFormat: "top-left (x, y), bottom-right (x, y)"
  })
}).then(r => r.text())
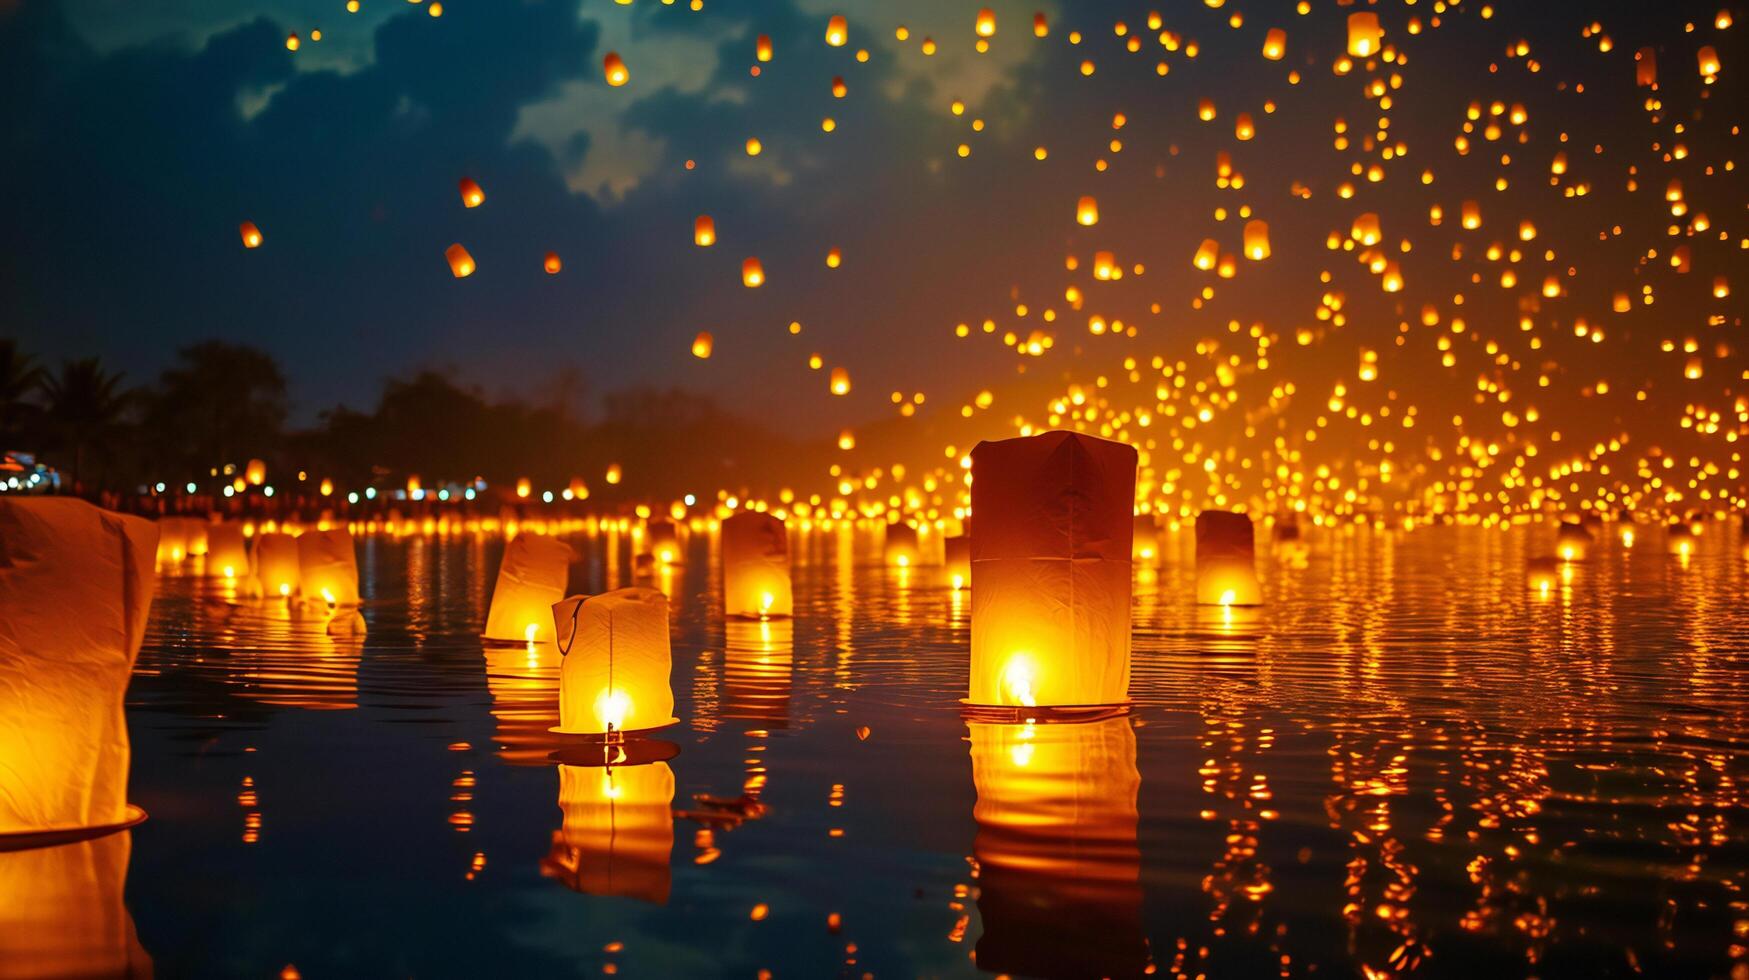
top-left (542, 762), bottom-right (675, 903)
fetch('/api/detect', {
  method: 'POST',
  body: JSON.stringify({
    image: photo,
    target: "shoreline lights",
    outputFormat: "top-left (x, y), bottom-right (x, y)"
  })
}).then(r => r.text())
top-left (968, 431), bottom-right (1137, 709)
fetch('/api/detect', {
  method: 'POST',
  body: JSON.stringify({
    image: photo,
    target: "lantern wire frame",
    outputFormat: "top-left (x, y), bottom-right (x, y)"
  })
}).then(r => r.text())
top-left (0, 804), bottom-right (148, 854)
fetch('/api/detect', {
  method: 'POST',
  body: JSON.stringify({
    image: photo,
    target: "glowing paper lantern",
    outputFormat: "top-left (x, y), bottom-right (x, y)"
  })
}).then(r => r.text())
top-left (552, 588), bottom-right (676, 735)
top-left (154, 517), bottom-right (193, 564)
top-left (458, 177), bottom-right (485, 208)
top-left (0, 499), bottom-right (156, 836)
top-left (1262, 28), bottom-right (1286, 60)
top-left (1076, 195), bottom-right (1099, 226)
top-left (204, 522), bottom-right (249, 580)
top-left (297, 528), bottom-right (360, 606)
top-left (742, 257), bottom-right (764, 287)
top-left (721, 511), bottom-right (793, 618)
top-left (969, 716), bottom-right (1145, 979)
top-left (1526, 557), bottom-right (1560, 594)
top-left (691, 331), bottom-right (714, 359)
top-left (1243, 219), bottom-right (1270, 260)
top-left (0, 832), bottom-right (152, 976)
top-left (603, 51), bottom-right (629, 86)
top-left (945, 534), bottom-right (970, 590)
top-left (1131, 515), bottom-right (1159, 562)
top-left (694, 214), bottom-right (716, 247)
top-left (1195, 510), bottom-right (1261, 606)
top-left (251, 531), bottom-right (300, 598)
top-left (968, 431), bottom-right (1137, 708)
top-left (645, 520), bottom-right (680, 565)
top-left (445, 243), bottom-right (475, 278)
top-left (484, 534), bottom-right (576, 643)
top-left (829, 367), bottom-right (851, 395)
top-left (1556, 522), bottom-right (1592, 562)
top-left (1033, 12), bottom-right (1048, 36)
top-left (544, 251), bottom-right (562, 274)
top-left (239, 221), bottom-right (263, 248)
top-left (542, 761), bottom-right (674, 902)
top-left (1698, 46), bottom-right (1720, 81)
top-left (883, 522), bottom-right (920, 567)
top-left (825, 14), bottom-right (847, 46)
top-left (1667, 523), bottom-right (1696, 556)
top-left (1635, 47), bottom-right (1657, 87)
top-left (975, 7), bottom-right (996, 37)
top-left (1193, 238), bottom-right (1220, 271)
top-left (1346, 12), bottom-right (1383, 57)
top-left (755, 33), bottom-right (773, 62)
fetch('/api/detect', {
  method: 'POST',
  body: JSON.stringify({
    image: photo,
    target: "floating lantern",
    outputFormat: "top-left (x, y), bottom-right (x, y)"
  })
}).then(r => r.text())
top-left (543, 761), bottom-right (674, 902)
top-left (742, 257), bottom-right (764, 287)
top-left (1346, 12), bottom-right (1383, 57)
top-left (721, 511), bottom-right (793, 619)
top-left (1243, 219), bottom-right (1270, 260)
top-left (1132, 514), bottom-right (1159, 562)
top-left (544, 251), bottom-right (562, 274)
top-left (1667, 523), bottom-right (1696, 556)
top-left (204, 523), bottom-right (249, 580)
top-left (1195, 510), bottom-right (1261, 606)
top-left (552, 588), bottom-right (676, 735)
top-left (1075, 195), bottom-right (1098, 226)
top-left (239, 221), bottom-right (262, 248)
top-left (694, 214), bottom-right (716, 247)
top-left (252, 531), bottom-right (300, 597)
top-left (825, 14), bottom-right (847, 47)
top-left (484, 534), bottom-right (575, 644)
top-left (603, 51), bottom-right (629, 86)
top-left (945, 534), bottom-right (970, 590)
top-left (724, 618), bottom-right (794, 725)
top-left (0, 499), bottom-right (156, 837)
top-left (445, 243), bottom-right (475, 278)
top-left (1555, 522), bottom-right (1592, 562)
top-left (1526, 556), bottom-right (1560, 595)
top-left (1262, 28), bottom-right (1286, 60)
top-left (691, 331), bottom-right (713, 359)
top-left (645, 519), bottom-right (680, 565)
top-left (755, 33), bottom-right (773, 62)
top-left (297, 528), bottom-right (360, 606)
top-left (154, 517), bottom-right (192, 564)
top-left (0, 831), bottom-right (152, 975)
top-left (969, 716), bottom-right (1145, 979)
top-left (969, 431), bottom-right (1137, 708)
top-left (883, 521), bottom-right (920, 567)
top-left (458, 177), bottom-right (485, 208)
top-left (244, 458), bottom-right (267, 486)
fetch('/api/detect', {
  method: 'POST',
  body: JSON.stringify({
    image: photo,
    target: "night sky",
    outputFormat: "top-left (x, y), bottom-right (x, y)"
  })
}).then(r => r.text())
top-left (3, 0), bottom-right (1742, 456)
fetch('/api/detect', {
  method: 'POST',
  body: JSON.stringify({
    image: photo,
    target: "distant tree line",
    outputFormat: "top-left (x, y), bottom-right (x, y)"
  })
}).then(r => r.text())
top-left (0, 339), bottom-right (819, 504)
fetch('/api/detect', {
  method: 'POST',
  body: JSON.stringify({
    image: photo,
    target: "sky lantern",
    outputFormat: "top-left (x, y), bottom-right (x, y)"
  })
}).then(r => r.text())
top-left (968, 431), bottom-right (1137, 709)
top-left (1262, 28), bottom-right (1286, 60)
top-left (693, 215), bottom-right (716, 246)
top-left (825, 247), bottom-right (842, 268)
top-left (1234, 112), bottom-right (1255, 140)
top-left (1347, 12), bottom-right (1383, 57)
top-left (1193, 238), bottom-right (1220, 271)
top-left (1076, 195), bottom-right (1099, 226)
top-left (458, 177), bottom-right (485, 208)
top-left (544, 251), bottom-right (562, 274)
top-left (445, 243), bottom-right (475, 278)
top-left (244, 458), bottom-right (267, 486)
top-left (1698, 46), bottom-right (1720, 82)
top-left (829, 366), bottom-right (851, 395)
top-left (484, 534), bottom-right (575, 644)
top-left (691, 331), bottom-right (713, 359)
top-left (568, 477), bottom-right (590, 500)
top-left (1666, 523), bottom-right (1696, 557)
top-left (968, 716), bottom-right (1145, 978)
top-left (831, 75), bottom-right (847, 97)
top-left (721, 511), bottom-right (793, 619)
top-left (1556, 522), bottom-right (1592, 562)
top-left (252, 531), bottom-right (300, 598)
top-left (1195, 510), bottom-right (1260, 606)
top-left (297, 528), bottom-right (360, 607)
top-left (551, 588), bottom-right (676, 735)
top-left (755, 33), bottom-right (773, 62)
top-left (975, 7), bottom-right (996, 38)
top-left (239, 221), bottom-right (262, 248)
top-left (603, 51), bottom-right (629, 87)
top-left (1243, 219), bottom-right (1270, 260)
top-left (1033, 12), bottom-right (1048, 36)
top-left (883, 521), bottom-right (920, 567)
top-left (1351, 213), bottom-right (1382, 245)
top-left (825, 15), bottom-right (847, 46)
top-left (1636, 47), bottom-right (1657, 86)
top-left (285, 32), bottom-right (299, 51)
top-left (605, 463), bottom-right (622, 485)
top-left (742, 257), bottom-right (764, 287)
top-left (543, 761), bottom-right (674, 902)
top-left (204, 523), bottom-right (249, 580)
top-left (0, 499), bottom-right (155, 839)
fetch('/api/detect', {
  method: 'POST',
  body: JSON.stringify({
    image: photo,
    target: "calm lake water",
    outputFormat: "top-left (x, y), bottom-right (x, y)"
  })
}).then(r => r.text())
top-left (92, 523), bottom-right (1749, 976)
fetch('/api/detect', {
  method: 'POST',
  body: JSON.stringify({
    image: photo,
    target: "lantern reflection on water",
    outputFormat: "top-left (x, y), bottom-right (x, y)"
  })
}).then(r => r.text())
top-left (968, 431), bottom-right (1136, 708)
top-left (723, 619), bottom-right (794, 727)
top-left (1195, 510), bottom-right (1262, 607)
top-left (0, 499), bottom-right (155, 838)
top-left (968, 715), bottom-right (1145, 979)
top-left (552, 588), bottom-right (676, 735)
top-left (721, 511), bottom-right (793, 619)
top-left (542, 761), bottom-right (675, 903)
top-left (482, 644), bottom-right (560, 765)
top-left (483, 534), bottom-right (575, 643)
top-left (0, 831), bottom-right (151, 976)
top-left (252, 531), bottom-right (300, 598)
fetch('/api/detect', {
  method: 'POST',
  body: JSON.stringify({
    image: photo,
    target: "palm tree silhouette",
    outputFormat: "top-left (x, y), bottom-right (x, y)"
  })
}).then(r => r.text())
top-left (0, 339), bottom-right (44, 447)
top-left (39, 357), bottom-right (132, 494)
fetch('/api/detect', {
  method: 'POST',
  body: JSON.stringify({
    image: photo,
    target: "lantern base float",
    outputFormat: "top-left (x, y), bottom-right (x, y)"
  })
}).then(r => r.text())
top-left (0, 804), bottom-right (147, 854)
top-left (959, 701), bottom-right (1131, 725)
top-left (549, 738), bottom-right (681, 769)
top-left (547, 718), bottom-right (681, 738)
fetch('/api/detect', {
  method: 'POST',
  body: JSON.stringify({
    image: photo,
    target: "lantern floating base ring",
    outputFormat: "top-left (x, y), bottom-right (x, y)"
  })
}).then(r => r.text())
top-left (958, 701), bottom-right (1132, 725)
top-left (0, 804), bottom-right (148, 853)
top-left (547, 717), bottom-right (681, 738)
top-left (549, 738), bottom-right (681, 769)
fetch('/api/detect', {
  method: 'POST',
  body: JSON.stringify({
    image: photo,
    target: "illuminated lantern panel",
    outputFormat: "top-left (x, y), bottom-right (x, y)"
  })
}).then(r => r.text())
top-left (445, 243), bottom-right (475, 278)
top-left (252, 532), bottom-right (301, 598)
top-left (1195, 510), bottom-right (1262, 606)
top-left (968, 716), bottom-right (1145, 979)
top-left (969, 431), bottom-right (1137, 708)
top-left (1347, 12), bottom-right (1383, 57)
top-left (1076, 195), bottom-right (1099, 226)
top-left (693, 214), bottom-right (716, 247)
top-left (243, 458), bottom-right (267, 486)
top-left (603, 51), bottom-right (629, 87)
top-left (238, 221), bottom-right (262, 248)
top-left (543, 251), bottom-right (562, 274)
top-left (825, 14), bottom-right (847, 47)
top-left (204, 522), bottom-right (249, 580)
top-left (721, 511), bottom-right (794, 619)
top-left (1526, 557), bottom-right (1561, 594)
top-left (483, 534), bottom-right (576, 643)
top-left (0, 499), bottom-right (156, 835)
top-left (882, 521), bottom-right (920, 567)
top-left (0, 832), bottom-right (152, 976)
top-left (1666, 523), bottom-right (1696, 556)
top-left (552, 588), bottom-right (675, 735)
top-left (1131, 514), bottom-right (1159, 563)
top-left (542, 761), bottom-right (674, 903)
top-left (724, 618), bottom-right (794, 726)
top-left (645, 519), bottom-right (681, 565)
top-left (154, 516), bottom-right (196, 565)
top-left (1556, 522), bottom-right (1592, 562)
top-left (458, 177), bottom-right (485, 208)
top-left (1262, 27), bottom-right (1286, 60)
top-left (297, 528), bottom-right (361, 606)
top-left (945, 534), bottom-right (970, 591)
